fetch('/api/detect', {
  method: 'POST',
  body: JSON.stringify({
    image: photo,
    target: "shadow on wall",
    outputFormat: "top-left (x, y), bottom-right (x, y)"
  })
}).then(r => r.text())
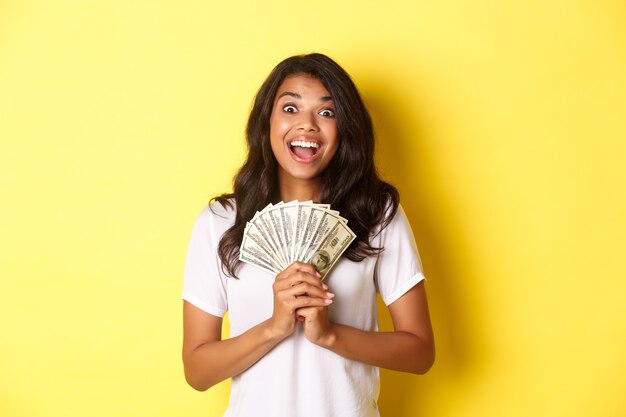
top-left (361, 75), bottom-right (487, 415)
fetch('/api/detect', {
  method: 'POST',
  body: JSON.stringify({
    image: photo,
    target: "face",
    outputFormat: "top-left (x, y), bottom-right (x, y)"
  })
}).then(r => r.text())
top-left (312, 251), bottom-right (330, 270)
top-left (269, 74), bottom-right (339, 187)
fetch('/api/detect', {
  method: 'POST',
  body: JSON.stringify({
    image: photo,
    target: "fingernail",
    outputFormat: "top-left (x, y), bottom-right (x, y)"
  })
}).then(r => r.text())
top-left (325, 299), bottom-right (333, 304)
top-left (322, 283), bottom-right (329, 290)
top-left (326, 292), bottom-right (335, 298)
top-left (316, 271), bottom-right (321, 278)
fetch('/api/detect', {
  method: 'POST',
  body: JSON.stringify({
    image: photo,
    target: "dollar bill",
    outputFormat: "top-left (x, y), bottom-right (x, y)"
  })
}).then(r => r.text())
top-left (267, 205), bottom-right (290, 266)
top-left (278, 201), bottom-right (298, 264)
top-left (239, 250), bottom-right (281, 275)
top-left (240, 201), bottom-right (355, 279)
top-left (255, 209), bottom-right (288, 268)
top-left (306, 221), bottom-right (356, 281)
top-left (293, 202), bottom-right (313, 262)
top-left (298, 210), bottom-right (341, 263)
top-left (296, 206), bottom-right (328, 261)
top-left (241, 222), bottom-right (285, 268)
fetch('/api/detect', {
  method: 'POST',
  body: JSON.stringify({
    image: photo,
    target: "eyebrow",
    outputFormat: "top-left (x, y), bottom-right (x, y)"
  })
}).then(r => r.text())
top-left (276, 91), bottom-right (333, 102)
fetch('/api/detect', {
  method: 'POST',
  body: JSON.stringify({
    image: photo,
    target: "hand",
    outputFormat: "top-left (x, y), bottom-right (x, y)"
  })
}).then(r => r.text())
top-left (269, 262), bottom-right (334, 341)
top-left (297, 303), bottom-right (336, 347)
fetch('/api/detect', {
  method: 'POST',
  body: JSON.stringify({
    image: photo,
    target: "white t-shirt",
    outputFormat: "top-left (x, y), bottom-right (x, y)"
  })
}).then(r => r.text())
top-left (182, 201), bottom-right (425, 417)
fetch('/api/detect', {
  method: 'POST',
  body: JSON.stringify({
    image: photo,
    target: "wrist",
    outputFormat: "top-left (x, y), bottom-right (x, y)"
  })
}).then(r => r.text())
top-left (263, 319), bottom-right (289, 344)
top-left (317, 323), bottom-right (338, 349)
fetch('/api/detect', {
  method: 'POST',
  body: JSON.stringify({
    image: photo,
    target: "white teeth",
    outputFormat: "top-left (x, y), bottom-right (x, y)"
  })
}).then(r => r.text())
top-left (290, 140), bottom-right (319, 148)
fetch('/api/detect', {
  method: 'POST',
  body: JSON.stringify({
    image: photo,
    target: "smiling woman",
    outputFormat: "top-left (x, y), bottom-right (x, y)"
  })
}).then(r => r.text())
top-left (270, 74), bottom-right (339, 200)
top-left (181, 53), bottom-right (434, 417)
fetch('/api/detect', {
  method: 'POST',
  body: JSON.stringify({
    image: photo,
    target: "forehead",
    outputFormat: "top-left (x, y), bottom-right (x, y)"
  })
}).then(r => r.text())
top-left (274, 74), bottom-right (331, 99)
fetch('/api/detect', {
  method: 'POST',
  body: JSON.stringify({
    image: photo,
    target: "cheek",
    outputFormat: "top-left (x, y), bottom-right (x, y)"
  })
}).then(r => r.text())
top-left (269, 135), bottom-right (283, 161)
top-left (270, 114), bottom-right (290, 136)
top-left (269, 117), bottom-right (284, 150)
top-left (326, 126), bottom-right (340, 156)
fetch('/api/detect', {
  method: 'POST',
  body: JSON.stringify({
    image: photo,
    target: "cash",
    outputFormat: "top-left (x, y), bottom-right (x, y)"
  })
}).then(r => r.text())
top-left (239, 201), bottom-right (356, 281)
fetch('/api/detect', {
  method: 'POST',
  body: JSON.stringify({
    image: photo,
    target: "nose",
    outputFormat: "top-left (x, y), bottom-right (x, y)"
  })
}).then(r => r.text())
top-left (296, 111), bottom-right (318, 132)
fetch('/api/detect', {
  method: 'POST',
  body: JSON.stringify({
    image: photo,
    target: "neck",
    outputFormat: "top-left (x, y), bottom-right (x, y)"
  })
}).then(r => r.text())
top-left (278, 173), bottom-right (322, 203)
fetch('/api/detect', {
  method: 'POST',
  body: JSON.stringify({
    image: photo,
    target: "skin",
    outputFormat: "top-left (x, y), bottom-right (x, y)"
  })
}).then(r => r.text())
top-left (269, 74), bottom-right (339, 203)
top-left (182, 75), bottom-right (435, 392)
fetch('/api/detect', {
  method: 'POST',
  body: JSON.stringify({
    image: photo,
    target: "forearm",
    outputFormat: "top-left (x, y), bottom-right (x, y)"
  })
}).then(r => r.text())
top-left (320, 323), bottom-right (435, 374)
top-left (184, 319), bottom-right (282, 391)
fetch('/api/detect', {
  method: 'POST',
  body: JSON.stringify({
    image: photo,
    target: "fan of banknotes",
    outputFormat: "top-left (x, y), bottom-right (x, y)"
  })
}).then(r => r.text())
top-left (239, 201), bottom-right (356, 280)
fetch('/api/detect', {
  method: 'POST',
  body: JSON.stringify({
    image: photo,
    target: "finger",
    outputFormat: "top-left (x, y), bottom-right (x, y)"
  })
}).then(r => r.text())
top-left (284, 282), bottom-right (334, 300)
top-left (273, 271), bottom-right (327, 292)
top-left (295, 306), bottom-right (321, 317)
top-left (288, 296), bottom-right (333, 309)
top-left (278, 287), bottom-right (333, 305)
top-left (275, 262), bottom-right (321, 281)
top-left (296, 306), bottom-right (328, 323)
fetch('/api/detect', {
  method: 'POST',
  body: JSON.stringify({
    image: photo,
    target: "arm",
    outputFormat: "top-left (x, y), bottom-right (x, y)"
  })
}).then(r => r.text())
top-left (298, 281), bottom-right (435, 374)
top-left (182, 262), bottom-right (334, 391)
top-left (182, 302), bottom-right (281, 391)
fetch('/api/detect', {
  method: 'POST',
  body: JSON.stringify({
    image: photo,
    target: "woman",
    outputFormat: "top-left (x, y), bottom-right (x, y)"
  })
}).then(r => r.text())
top-left (182, 53), bottom-right (434, 417)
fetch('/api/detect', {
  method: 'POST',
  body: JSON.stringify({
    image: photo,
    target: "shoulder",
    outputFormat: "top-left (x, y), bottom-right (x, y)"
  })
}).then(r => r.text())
top-left (373, 197), bottom-right (405, 234)
top-left (373, 202), bottom-right (415, 247)
top-left (193, 199), bottom-right (237, 237)
top-left (389, 204), bottom-right (410, 226)
top-left (208, 198), bottom-right (237, 220)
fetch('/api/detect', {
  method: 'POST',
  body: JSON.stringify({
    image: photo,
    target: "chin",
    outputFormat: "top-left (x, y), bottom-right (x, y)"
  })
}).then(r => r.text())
top-left (278, 166), bottom-right (322, 183)
top-left (291, 171), bottom-right (322, 181)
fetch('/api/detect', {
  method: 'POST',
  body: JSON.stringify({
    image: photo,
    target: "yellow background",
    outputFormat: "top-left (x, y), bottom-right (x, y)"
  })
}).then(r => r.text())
top-left (1, 1), bottom-right (625, 416)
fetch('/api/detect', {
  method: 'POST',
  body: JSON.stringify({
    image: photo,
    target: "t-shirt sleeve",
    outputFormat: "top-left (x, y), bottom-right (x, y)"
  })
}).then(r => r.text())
top-left (374, 205), bottom-right (426, 306)
top-left (181, 206), bottom-right (228, 317)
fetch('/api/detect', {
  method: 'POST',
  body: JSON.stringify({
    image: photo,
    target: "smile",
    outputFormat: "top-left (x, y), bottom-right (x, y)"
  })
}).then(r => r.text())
top-left (288, 139), bottom-right (321, 161)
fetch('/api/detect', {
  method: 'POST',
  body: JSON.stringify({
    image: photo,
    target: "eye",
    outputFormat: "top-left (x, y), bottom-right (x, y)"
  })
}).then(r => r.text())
top-left (319, 108), bottom-right (335, 117)
top-left (283, 104), bottom-right (298, 113)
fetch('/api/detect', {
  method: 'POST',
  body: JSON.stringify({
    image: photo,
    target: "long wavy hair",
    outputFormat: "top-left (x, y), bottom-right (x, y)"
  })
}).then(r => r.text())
top-left (213, 53), bottom-right (399, 277)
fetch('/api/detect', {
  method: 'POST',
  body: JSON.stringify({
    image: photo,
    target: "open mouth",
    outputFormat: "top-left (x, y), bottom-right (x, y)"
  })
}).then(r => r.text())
top-left (289, 140), bottom-right (320, 160)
